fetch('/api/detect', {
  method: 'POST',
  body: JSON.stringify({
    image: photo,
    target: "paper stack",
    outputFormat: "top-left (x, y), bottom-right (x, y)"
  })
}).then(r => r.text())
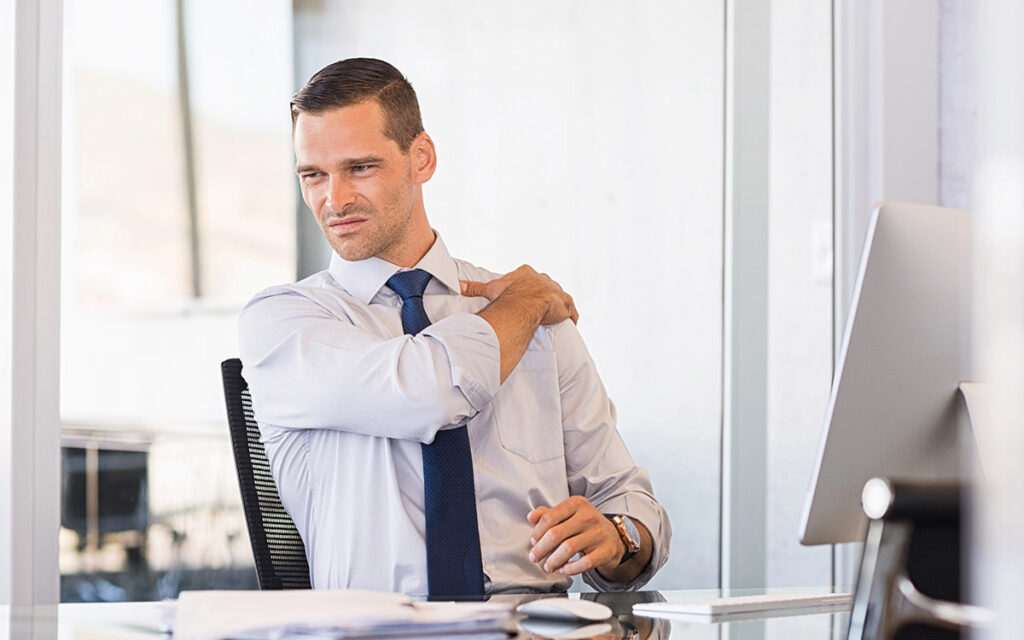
top-left (173, 589), bottom-right (513, 639)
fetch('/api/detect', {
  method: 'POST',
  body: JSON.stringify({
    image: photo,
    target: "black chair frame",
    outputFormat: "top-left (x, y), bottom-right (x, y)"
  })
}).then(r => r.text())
top-left (221, 358), bottom-right (312, 589)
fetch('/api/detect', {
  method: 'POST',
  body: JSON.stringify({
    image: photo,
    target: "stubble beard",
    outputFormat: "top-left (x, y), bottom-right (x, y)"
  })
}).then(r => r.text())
top-left (322, 196), bottom-right (415, 263)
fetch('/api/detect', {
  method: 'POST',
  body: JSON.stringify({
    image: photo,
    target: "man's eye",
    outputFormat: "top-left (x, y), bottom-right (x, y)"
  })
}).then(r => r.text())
top-left (300, 172), bottom-right (323, 181)
top-left (352, 164), bottom-right (373, 173)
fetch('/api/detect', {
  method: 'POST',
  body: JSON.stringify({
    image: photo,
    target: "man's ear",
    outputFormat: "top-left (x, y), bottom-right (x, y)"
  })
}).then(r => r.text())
top-left (410, 132), bottom-right (437, 184)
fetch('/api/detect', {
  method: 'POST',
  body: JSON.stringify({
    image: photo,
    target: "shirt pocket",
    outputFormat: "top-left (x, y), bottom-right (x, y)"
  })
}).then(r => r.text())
top-left (492, 350), bottom-right (565, 464)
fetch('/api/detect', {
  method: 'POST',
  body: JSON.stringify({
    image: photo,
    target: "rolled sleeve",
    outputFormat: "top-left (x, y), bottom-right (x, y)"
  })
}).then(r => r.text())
top-left (422, 313), bottom-right (500, 416)
top-left (582, 494), bottom-right (672, 592)
top-left (239, 288), bottom-right (502, 443)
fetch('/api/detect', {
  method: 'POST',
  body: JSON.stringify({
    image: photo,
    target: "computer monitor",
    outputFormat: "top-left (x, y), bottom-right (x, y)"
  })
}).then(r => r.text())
top-left (799, 201), bottom-right (973, 546)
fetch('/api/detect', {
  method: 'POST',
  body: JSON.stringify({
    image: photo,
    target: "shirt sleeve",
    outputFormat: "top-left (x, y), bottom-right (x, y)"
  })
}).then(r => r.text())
top-left (547, 321), bottom-right (673, 591)
top-left (238, 286), bottom-right (501, 444)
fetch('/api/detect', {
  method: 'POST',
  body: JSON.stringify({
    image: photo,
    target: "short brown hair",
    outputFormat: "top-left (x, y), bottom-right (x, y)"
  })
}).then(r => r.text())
top-left (291, 58), bottom-right (424, 151)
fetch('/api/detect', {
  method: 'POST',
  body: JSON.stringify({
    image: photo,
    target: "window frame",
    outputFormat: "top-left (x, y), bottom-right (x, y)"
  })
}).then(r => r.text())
top-left (2, 0), bottom-right (63, 631)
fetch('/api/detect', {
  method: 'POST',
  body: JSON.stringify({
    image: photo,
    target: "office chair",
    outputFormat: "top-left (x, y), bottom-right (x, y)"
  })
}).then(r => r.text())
top-left (220, 358), bottom-right (312, 589)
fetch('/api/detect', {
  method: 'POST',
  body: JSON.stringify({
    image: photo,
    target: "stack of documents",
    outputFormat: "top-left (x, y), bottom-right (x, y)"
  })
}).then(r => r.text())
top-left (173, 589), bottom-right (514, 639)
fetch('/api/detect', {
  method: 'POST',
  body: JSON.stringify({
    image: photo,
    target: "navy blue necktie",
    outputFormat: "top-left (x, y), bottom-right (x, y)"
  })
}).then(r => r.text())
top-left (387, 269), bottom-right (485, 598)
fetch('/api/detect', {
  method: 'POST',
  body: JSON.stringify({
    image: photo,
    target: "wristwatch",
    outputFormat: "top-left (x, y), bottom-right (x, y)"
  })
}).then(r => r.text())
top-left (606, 514), bottom-right (641, 565)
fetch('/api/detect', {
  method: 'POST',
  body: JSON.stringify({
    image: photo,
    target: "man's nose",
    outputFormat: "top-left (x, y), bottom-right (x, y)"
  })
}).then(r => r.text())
top-left (325, 177), bottom-right (357, 211)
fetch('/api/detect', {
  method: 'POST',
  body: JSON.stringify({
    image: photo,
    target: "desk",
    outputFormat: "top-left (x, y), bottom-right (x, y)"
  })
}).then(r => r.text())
top-left (498, 590), bottom-right (848, 640)
top-left (7, 590), bottom-right (849, 639)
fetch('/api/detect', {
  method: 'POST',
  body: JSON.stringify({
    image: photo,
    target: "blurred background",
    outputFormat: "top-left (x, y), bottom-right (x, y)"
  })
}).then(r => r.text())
top-left (59, 0), bottom-right (293, 600)
top-left (51, 0), bottom-right (975, 608)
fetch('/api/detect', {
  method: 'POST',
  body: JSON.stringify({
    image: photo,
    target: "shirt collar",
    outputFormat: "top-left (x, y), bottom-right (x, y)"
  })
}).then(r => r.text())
top-left (327, 231), bottom-right (462, 304)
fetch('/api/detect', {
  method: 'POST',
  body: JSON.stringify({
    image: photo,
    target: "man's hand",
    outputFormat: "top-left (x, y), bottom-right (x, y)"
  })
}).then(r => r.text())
top-left (526, 496), bottom-right (652, 583)
top-left (460, 265), bottom-right (578, 326)
top-left (460, 265), bottom-right (577, 382)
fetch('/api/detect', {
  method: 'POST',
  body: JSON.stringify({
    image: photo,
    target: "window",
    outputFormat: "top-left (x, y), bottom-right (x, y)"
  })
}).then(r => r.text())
top-left (59, 0), bottom-right (294, 601)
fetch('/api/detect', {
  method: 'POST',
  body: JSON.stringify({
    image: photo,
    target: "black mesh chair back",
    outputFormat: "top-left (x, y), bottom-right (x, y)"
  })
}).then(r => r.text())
top-left (221, 358), bottom-right (312, 589)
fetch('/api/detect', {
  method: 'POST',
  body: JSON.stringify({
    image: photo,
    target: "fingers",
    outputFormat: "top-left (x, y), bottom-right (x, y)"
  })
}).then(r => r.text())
top-left (527, 496), bottom-right (620, 576)
top-left (462, 266), bottom-right (532, 301)
top-left (557, 542), bottom-right (619, 576)
top-left (540, 289), bottom-right (579, 326)
top-left (527, 505), bottom-right (549, 525)
top-left (467, 265), bottom-right (580, 325)
top-left (548, 528), bottom-right (621, 576)
top-left (460, 280), bottom-right (487, 298)
top-left (529, 496), bottom-right (582, 546)
top-left (461, 277), bottom-right (508, 301)
top-left (565, 295), bottom-right (579, 325)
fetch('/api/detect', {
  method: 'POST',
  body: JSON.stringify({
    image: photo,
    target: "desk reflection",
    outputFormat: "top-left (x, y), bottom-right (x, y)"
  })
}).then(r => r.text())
top-left (504, 590), bottom-right (847, 640)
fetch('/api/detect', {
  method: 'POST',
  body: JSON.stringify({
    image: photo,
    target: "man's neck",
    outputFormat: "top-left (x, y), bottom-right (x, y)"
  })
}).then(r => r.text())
top-left (388, 221), bottom-right (436, 268)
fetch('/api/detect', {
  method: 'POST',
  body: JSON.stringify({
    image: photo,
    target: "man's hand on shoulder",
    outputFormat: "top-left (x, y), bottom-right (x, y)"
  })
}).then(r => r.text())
top-left (460, 265), bottom-right (578, 326)
top-left (526, 495), bottom-right (653, 584)
top-left (460, 265), bottom-right (577, 382)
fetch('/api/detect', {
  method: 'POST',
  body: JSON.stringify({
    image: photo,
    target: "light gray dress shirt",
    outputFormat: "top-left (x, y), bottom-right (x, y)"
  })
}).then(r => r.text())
top-left (238, 234), bottom-right (671, 596)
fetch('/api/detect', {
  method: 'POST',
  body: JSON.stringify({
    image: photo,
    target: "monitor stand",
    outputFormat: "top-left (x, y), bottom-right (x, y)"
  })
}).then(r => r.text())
top-left (846, 384), bottom-right (993, 640)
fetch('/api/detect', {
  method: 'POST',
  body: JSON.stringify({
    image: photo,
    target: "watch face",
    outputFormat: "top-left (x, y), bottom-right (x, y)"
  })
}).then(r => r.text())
top-left (606, 513), bottom-right (641, 563)
top-left (621, 516), bottom-right (641, 550)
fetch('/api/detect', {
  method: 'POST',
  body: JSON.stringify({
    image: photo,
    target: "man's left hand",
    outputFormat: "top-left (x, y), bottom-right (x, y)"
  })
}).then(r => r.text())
top-left (527, 496), bottom-right (626, 578)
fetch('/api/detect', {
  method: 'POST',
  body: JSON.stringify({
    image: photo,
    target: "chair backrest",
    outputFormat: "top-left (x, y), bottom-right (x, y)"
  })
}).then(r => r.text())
top-left (220, 358), bottom-right (312, 589)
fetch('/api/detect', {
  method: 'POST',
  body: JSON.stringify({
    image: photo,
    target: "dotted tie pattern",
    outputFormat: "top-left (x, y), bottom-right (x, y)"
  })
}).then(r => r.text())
top-left (386, 269), bottom-right (485, 598)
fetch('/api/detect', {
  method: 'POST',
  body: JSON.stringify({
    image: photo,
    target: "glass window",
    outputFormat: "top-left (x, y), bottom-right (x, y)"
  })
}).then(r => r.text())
top-left (59, 0), bottom-right (294, 601)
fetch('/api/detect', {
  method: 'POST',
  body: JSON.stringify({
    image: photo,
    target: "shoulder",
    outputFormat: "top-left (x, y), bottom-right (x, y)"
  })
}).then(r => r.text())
top-left (546, 318), bottom-right (588, 353)
top-left (244, 269), bottom-right (326, 307)
top-left (239, 270), bottom-right (354, 331)
top-left (452, 257), bottom-right (502, 284)
top-left (238, 270), bottom-right (359, 363)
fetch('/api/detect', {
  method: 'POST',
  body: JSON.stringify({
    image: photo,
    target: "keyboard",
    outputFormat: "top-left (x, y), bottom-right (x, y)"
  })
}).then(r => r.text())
top-left (633, 592), bottom-right (853, 617)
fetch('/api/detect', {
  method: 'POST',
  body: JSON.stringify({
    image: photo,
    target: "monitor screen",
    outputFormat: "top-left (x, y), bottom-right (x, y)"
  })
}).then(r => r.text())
top-left (799, 201), bottom-right (972, 545)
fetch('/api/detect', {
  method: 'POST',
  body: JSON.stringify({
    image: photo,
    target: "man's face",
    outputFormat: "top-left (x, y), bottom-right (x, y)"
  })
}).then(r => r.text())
top-left (294, 100), bottom-right (420, 263)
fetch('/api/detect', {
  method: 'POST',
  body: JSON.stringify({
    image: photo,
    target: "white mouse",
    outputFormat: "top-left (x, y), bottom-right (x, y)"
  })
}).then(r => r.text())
top-left (515, 597), bottom-right (613, 622)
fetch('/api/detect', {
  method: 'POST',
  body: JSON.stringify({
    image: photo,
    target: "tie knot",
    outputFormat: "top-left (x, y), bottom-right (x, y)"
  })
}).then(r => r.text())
top-left (387, 269), bottom-right (432, 301)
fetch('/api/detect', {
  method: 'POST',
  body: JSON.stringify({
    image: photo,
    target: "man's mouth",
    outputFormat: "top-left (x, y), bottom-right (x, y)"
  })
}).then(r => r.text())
top-left (327, 217), bottom-right (367, 234)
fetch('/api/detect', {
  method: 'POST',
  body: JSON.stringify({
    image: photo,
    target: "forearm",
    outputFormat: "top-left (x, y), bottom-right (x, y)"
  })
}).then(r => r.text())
top-left (240, 295), bottom-right (500, 441)
top-left (462, 265), bottom-right (576, 383)
top-left (476, 294), bottom-right (547, 383)
top-left (575, 468), bottom-right (672, 589)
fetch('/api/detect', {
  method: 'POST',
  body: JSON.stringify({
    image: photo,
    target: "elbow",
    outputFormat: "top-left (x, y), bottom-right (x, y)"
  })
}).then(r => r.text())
top-left (387, 338), bottom-right (488, 442)
top-left (400, 385), bottom-right (480, 444)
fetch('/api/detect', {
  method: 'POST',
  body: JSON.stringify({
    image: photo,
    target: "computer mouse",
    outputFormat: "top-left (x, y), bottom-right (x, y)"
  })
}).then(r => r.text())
top-left (515, 597), bottom-right (613, 622)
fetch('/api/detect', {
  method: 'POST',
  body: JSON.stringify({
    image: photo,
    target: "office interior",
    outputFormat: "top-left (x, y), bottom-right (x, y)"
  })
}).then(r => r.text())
top-left (3, 0), bottom-right (1024, 638)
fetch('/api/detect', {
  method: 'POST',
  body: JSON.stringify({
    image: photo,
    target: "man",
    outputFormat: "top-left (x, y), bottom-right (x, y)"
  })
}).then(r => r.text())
top-left (239, 58), bottom-right (670, 597)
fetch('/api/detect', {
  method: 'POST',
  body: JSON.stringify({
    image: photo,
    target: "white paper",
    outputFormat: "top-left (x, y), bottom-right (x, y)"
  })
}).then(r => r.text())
top-left (173, 589), bottom-right (513, 640)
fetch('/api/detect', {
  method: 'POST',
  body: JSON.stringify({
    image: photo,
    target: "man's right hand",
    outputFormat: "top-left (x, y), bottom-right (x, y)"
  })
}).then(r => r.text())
top-left (460, 265), bottom-right (578, 382)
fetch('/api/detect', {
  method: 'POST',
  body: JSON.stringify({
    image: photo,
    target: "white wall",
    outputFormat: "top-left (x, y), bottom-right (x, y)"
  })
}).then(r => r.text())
top-left (765, 0), bottom-right (834, 589)
top-left (974, 0), bottom-right (1024, 636)
top-left (939, 0), bottom-right (976, 210)
top-left (834, 0), bottom-right (939, 336)
top-left (0, 0), bottom-right (16, 610)
top-left (294, 0), bottom-right (726, 589)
